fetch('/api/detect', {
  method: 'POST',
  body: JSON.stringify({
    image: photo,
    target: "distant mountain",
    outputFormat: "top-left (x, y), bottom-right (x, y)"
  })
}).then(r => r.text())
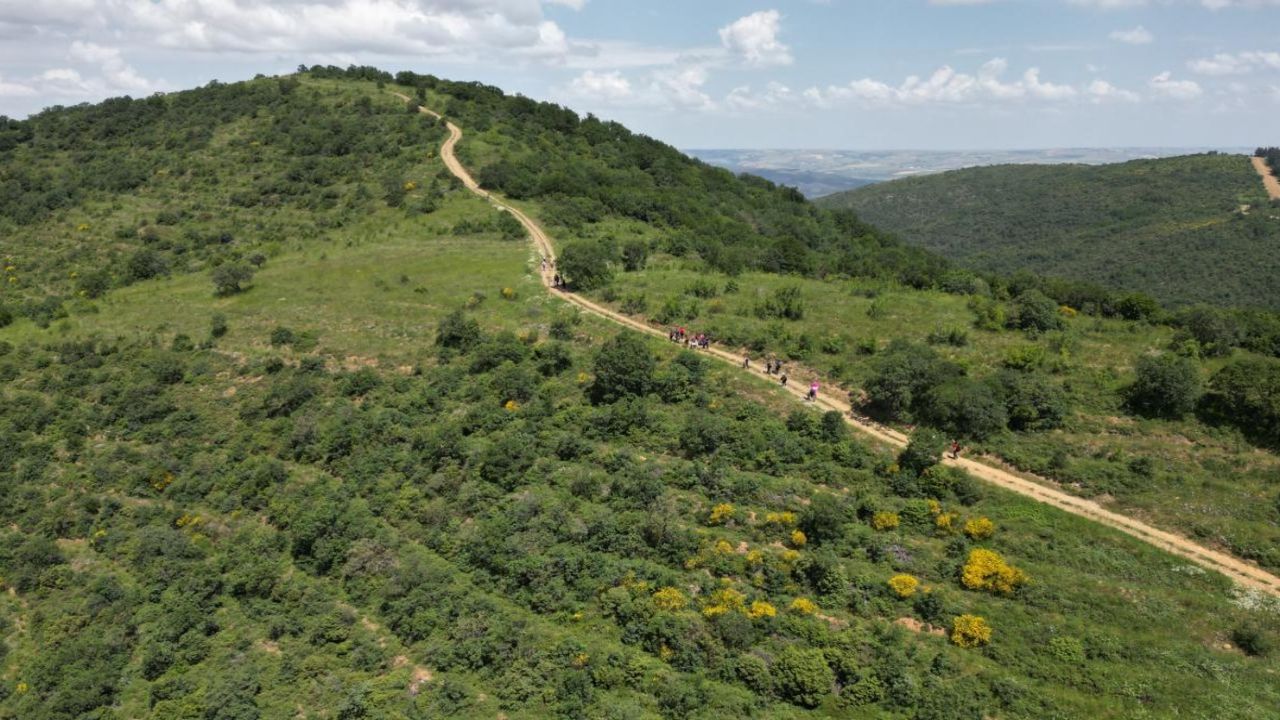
top-left (688, 146), bottom-right (1251, 198)
top-left (816, 153), bottom-right (1280, 309)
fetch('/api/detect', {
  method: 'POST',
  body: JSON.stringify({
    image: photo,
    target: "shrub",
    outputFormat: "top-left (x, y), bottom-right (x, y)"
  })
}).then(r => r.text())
top-left (708, 503), bottom-right (736, 525)
top-left (1203, 357), bottom-right (1280, 446)
top-left (210, 313), bottom-right (229, 338)
top-left (754, 285), bottom-right (805, 320)
top-left (961, 549), bottom-right (1027, 595)
top-left (963, 517), bottom-right (995, 540)
top-left (1007, 289), bottom-right (1064, 334)
top-left (863, 340), bottom-right (961, 422)
top-left (888, 574), bottom-right (919, 598)
top-left (1231, 623), bottom-right (1274, 657)
top-left (871, 511), bottom-right (900, 531)
top-left (652, 587), bottom-right (688, 612)
top-left (789, 597), bottom-right (818, 615)
top-left (746, 601), bottom-right (776, 619)
top-left (1000, 370), bottom-right (1070, 431)
top-left (436, 309), bottom-right (482, 351)
top-left (558, 240), bottom-right (614, 290)
top-left (898, 428), bottom-right (944, 478)
top-left (919, 377), bottom-right (1008, 440)
top-left (1128, 353), bottom-right (1202, 419)
top-left (211, 263), bottom-right (255, 296)
top-left (772, 646), bottom-right (833, 708)
top-left (270, 326), bottom-right (297, 347)
top-left (621, 239), bottom-right (649, 271)
top-left (590, 331), bottom-right (656, 404)
top-left (789, 529), bottom-right (807, 547)
top-left (951, 615), bottom-right (992, 648)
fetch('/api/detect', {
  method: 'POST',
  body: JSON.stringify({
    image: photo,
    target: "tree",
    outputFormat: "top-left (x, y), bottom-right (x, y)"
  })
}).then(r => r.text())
top-left (898, 428), bottom-right (944, 478)
top-left (1007, 289), bottom-right (1064, 334)
top-left (1128, 353), bottom-right (1202, 419)
top-left (1203, 357), bottom-right (1280, 445)
top-left (590, 331), bottom-right (655, 404)
top-left (436, 308), bottom-right (482, 351)
top-left (621, 239), bottom-right (649, 271)
top-left (558, 241), bottom-right (614, 291)
top-left (862, 340), bottom-right (962, 422)
top-left (919, 377), bottom-right (1008, 440)
top-left (495, 210), bottom-right (527, 240)
top-left (211, 263), bottom-right (255, 296)
top-left (773, 646), bottom-right (833, 708)
top-left (125, 248), bottom-right (169, 283)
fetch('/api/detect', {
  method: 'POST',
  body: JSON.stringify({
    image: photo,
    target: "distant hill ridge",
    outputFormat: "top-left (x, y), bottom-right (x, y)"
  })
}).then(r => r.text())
top-left (817, 153), bottom-right (1280, 310)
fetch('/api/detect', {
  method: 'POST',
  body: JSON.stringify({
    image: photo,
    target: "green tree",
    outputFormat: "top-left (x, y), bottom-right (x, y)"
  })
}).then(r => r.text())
top-left (1007, 289), bottom-right (1064, 334)
top-left (211, 263), bottom-right (255, 296)
top-left (1128, 353), bottom-right (1202, 419)
top-left (590, 331), bottom-right (655, 404)
top-left (773, 646), bottom-right (834, 708)
top-left (621, 239), bottom-right (649, 271)
top-left (558, 241), bottom-right (615, 291)
top-left (899, 428), bottom-right (945, 478)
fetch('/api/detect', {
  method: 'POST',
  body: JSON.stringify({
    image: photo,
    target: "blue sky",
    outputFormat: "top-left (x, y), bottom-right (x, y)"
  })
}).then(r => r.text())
top-left (0, 0), bottom-right (1276, 149)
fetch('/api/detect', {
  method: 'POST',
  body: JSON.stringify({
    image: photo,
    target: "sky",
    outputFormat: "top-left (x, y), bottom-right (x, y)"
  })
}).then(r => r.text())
top-left (0, 0), bottom-right (1277, 149)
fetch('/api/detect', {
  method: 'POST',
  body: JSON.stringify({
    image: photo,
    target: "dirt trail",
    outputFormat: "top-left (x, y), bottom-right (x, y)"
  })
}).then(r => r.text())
top-left (1251, 156), bottom-right (1280, 201)
top-left (399, 94), bottom-right (1280, 598)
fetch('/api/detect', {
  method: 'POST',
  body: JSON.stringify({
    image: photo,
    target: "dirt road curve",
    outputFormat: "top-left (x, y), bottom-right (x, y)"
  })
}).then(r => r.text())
top-left (398, 94), bottom-right (1280, 598)
top-left (1251, 156), bottom-right (1280, 201)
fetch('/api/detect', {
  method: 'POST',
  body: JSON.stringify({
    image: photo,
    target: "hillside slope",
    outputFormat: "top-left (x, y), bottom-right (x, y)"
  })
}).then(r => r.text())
top-left (817, 155), bottom-right (1280, 309)
top-left (1, 69), bottom-right (1279, 719)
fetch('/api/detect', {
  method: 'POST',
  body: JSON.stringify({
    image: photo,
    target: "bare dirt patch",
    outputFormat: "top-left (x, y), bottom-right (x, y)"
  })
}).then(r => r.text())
top-left (1251, 156), bottom-right (1280, 201)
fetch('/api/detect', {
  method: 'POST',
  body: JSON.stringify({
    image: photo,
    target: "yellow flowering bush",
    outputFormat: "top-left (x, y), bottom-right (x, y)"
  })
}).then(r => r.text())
top-left (403, 180), bottom-right (418, 191)
top-left (745, 549), bottom-right (765, 566)
top-left (1059, 305), bottom-right (1078, 318)
top-left (708, 503), bottom-right (736, 525)
top-left (503, 399), bottom-right (520, 412)
top-left (702, 587), bottom-right (747, 618)
top-left (888, 574), bottom-right (920, 598)
top-left (951, 614), bottom-right (993, 648)
top-left (871, 511), bottom-right (900, 531)
top-left (747, 600), bottom-right (777, 619)
top-left (789, 529), bottom-right (807, 547)
top-left (935, 512), bottom-right (957, 533)
top-left (500, 287), bottom-right (517, 300)
top-left (572, 652), bottom-right (589, 668)
top-left (964, 517), bottom-right (995, 540)
top-left (653, 586), bottom-right (688, 611)
top-left (961, 549), bottom-right (1028, 595)
top-left (926, 499), bottom-right (942, 515)
top-left (713, 539), bottom-right (735, 555)
top-left (764, 511), bottom-right (797, 526)
top-left (789, 597), bottom-right (818, 615)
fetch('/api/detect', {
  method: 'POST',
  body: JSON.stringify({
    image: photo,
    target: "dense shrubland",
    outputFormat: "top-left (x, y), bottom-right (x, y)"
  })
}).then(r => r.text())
top-left (2, 301), bottom-right (1277, 718)
top-left (819, 153), bottom-right (1280, 310)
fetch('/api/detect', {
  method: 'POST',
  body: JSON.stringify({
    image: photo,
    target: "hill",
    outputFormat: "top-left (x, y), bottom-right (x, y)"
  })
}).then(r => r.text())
top-left (1, 68), bottom-right (1279, 719)
top-left (816, 155), bottom-right (1280, 310)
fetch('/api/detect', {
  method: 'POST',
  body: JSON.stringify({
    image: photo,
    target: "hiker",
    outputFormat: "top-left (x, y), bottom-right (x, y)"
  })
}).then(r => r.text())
top-left (949, 440), bottom-right (962, 459)
top-left (553, 273), bottom-right (562, 288)
top-left (743, 355), bottom-right (750, 369)
top-left (780, 373), bottom-right (788, 387)
top-left (808, 381), bottom-right (819, 402)
top-left (541, 256), bottom-right (548, 272)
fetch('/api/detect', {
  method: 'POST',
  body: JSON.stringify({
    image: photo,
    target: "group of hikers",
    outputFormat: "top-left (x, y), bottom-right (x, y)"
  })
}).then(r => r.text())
top-left (668, 326), bottom-right (711, 350)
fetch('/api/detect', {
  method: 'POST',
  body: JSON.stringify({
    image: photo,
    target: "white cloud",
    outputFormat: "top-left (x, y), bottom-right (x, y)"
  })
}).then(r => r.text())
top-left (1, 0), bottom-right (576, 60)
top-left (1188, 51), bottom-right (1280, 75)
top-left (69, 41), bottom-right (151, 92)
top-left (1067, 0), bottom-right (1149, 8)
top-left (567, 69), bottom-right (631, 100)
top-left (1086, 78), bottom-right (1139, 101)
top-left (1201, 0), bottom-right (1280, 8)
top-left (1149, 70), bottom-right (1202, 99)
top-left (1109, 25), bottom-right (1153, 44)
top-left (650, 66), bottom-right (715, 110)
top-left (724, 81), bottom-right (794, 110)
top-left (718, 10), bottom-right (792, 67)
top-left (0, 73), bottom-right (38, 97)
top-left (804, 58), bottom-right (1087, 107)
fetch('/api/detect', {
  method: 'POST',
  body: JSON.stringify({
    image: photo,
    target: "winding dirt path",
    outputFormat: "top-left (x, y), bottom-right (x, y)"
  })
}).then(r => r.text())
top-left (398, 94), bottom-right (1280, 598)
top-left (1251, 156), bottom-right (1280, 201)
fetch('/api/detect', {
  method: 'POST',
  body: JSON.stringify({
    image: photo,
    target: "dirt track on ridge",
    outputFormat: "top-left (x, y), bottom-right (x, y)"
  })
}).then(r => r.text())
top-left (397, 93), bottom-right (1280, 598)
top-left (1251, 156), bottom-right (1280, 200)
